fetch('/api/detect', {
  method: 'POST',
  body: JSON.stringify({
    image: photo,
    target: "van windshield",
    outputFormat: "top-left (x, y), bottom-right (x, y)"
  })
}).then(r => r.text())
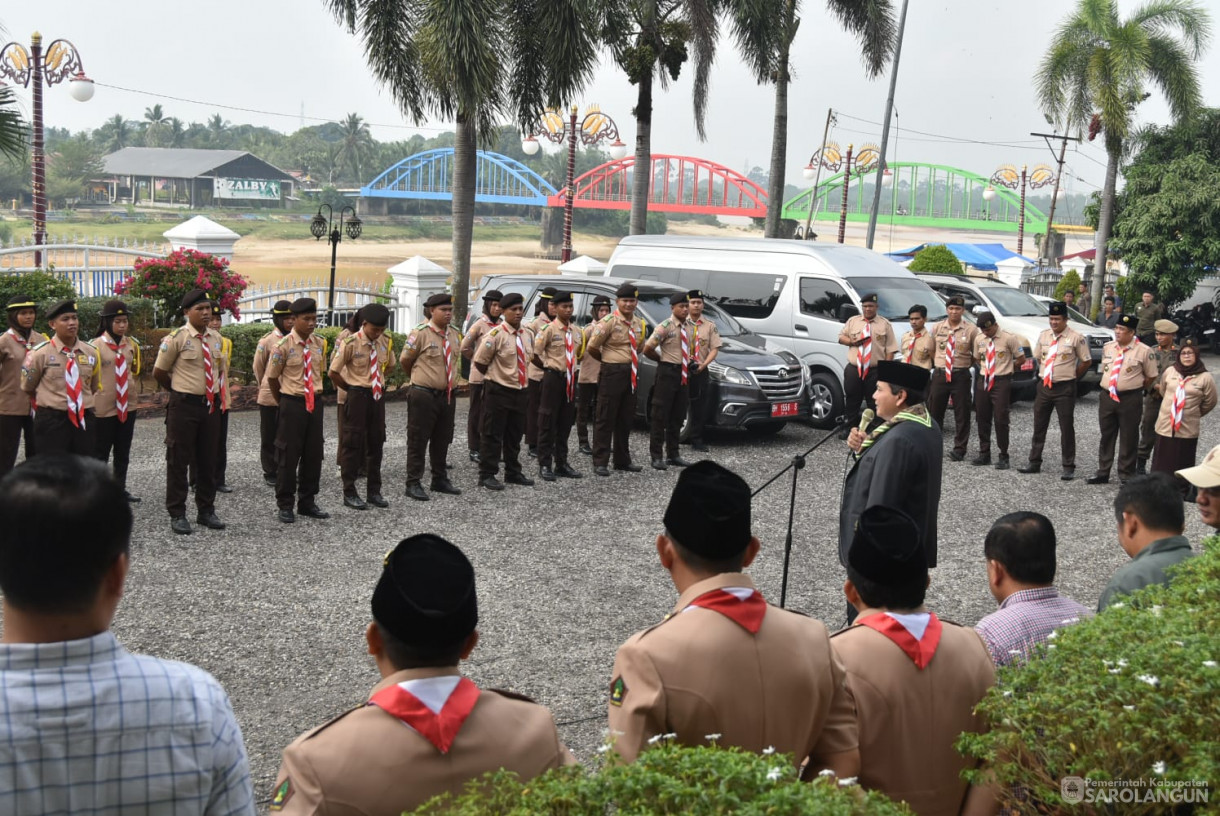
top-left (846, 277), bottom-right (948, 322)
top-left (980, 286), bottom-right (1048, 317)
top-left (636, 292), bottom-right (744, 337)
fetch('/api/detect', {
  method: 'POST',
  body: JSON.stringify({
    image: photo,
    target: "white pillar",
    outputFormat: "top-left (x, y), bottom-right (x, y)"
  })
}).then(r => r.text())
top-left (163, 216), bottom-right (241, 262)
top-left (388, 255), bottom-right (451, 332)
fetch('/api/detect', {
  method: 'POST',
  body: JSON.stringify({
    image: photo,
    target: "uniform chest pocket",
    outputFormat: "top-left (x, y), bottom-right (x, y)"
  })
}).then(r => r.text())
top-left (180, 345), bottom-right (199, 360)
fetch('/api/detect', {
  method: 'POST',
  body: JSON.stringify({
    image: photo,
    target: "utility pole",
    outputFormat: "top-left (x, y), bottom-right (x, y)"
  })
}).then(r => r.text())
top-left (865, 0), bottom-right (910, 250)
top-left (1030, 131), bottom-right (1081, 269)
top-left (802, 108), bottom-right (834, 240)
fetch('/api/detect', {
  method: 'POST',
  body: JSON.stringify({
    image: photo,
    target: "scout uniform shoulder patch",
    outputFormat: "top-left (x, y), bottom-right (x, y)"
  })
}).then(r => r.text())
top-left (609, 676), bottom-right (627, 707)
top-left (601, 313), bottom-right (614, 323)
top-left (168, 326), bottom-right (185, 338)
top-left (269, 778), bottom-right (293, 811)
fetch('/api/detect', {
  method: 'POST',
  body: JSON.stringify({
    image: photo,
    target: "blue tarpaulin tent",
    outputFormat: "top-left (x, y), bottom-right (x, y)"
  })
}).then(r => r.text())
top-left (886, 243), bottom-right (1036, 271)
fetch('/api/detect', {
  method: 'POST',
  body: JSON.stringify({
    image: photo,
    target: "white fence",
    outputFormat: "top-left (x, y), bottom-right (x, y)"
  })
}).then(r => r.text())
top-left (236, 278), bottom-right (400, 329)
top-left (0, 237), bottom-right (168, 298)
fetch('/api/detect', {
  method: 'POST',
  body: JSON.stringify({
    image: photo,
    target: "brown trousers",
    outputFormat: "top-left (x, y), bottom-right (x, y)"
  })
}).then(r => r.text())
top-left (929, 367), bottom-right (973, 456)
top-left (406, 385), bottom-right (454, 485)
top-left (576, 382), bottom-right (598, 447)
top-left (1138, 390), bottom-right (1160, 460)
top-left (538, 370), bottom-right (577, 469)
top-left (1097, 389), bottom-right (1143, 477)
top-left (525, 377), bottom-right (543, 448)
top-left (165, 392), bottom-right (220, 518)
top-left (275, 394), bottom-right (324, 512)
top-left (341, 386), bottom-right (386, 495)
top-left (974, 375), bottom-right (1012, 456)
top-left (1028, 380), bottom-right (1077, 468)
top-left (593, 363), bottom-right (636, 468)
top-left (0, 413), bottom-right (35, 478)
top-left (480, 381), bottom-right (526, 480)
top-left (842, 364), bottom-right (878, 428)
top-left (467, 382), bottom-right (484, 453)
top-left (650, 363), bottom-right (689, 459)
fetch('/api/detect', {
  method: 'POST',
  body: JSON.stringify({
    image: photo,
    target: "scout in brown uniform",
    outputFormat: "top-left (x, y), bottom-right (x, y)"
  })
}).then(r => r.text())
top-left (92, 300), bottom-right (142, 502)
top-left (576, 295), bottom-right (612, 455)
top-left (1138, 318), bottom-right (1179, 474)
top-left (0, 295), bottom-right (47, 476)
top-left (265, 298), bottom-right (329, 524)
top-left (330, 303), bottom-right (393, 510)
top-left (460, 289), bottom-right (502, 463)
top-left (1134, 289), bottom-right (1164, 347)
top-left (831, 505), bottom-right (997, 816)
top-left (21, 299), bottom-right (101, 458)
top-left (1087, 314), bottom-right (1157, 485)
top-left (838, 293), bottom-right (898, 435)
top-left (530, 291), bottom-right (583, 481)
top-left (524, 287), bottom-right (556, 458)
top-left (254, 301), bottom-right (295, 486)
top-left (587, 282), bottom-right (647, 476)
top-left (899, 304), bottom-right (935, 370)
top-left (970, 311), bottom-right (1025, 469)
top-left (331, 307), bottom-right (363, 476)
top-left (400, 293), bottom-right (462, 501)
top-left (1019, 302), bottom-right (1092, 480)
top-left (608, 461), bottom-right (859, 774)
top-left (473, 292), bottom-right (535, 491)
top-left (685, 289), bottom-right (722, 453)
top-left (928, 295), bottom-right (979, 461)
top-left (1152, 339), bottom-right (1218, 493)
top-left (154, 289), bottom-right (226, 535)
top-left (270, 533), bottom-right (574, 816)
top-left (190, 302), bottom-right (234, 494)
top-left (643, 292), bottom-right (696, 470)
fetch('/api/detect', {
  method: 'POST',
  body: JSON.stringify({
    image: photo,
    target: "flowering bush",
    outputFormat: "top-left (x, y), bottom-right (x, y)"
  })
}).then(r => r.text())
top-left (113, 249), bottom-right (248, 326)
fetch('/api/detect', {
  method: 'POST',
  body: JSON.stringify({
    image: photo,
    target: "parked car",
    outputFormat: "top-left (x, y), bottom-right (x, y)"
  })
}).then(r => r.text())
top-left (604, 235), bottom-right (946, 427)
top-left (469, 274), bottom-right (813, 438)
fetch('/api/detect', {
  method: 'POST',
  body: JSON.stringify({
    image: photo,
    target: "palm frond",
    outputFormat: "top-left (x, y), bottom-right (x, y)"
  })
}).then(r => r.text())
top-left (1079, 0), bottom-right (1117, 38)
top-left (726, 0), bottom-right (786, 81)
top-left (1143, 33), bottom-right (1203, 122)
top-left (685, 0), bottom-right (721, 139)
top-left (825, 0), bottom-right (896, 78)
top-left (0, 86), bottom-right (26, 161)
top-left (1130, 0), bottom-right (1212, 58)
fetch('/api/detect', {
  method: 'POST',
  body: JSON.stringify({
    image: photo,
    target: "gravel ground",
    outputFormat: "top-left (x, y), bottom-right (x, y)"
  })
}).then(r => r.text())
top-left (60, 389), bottom-right (1219, 807)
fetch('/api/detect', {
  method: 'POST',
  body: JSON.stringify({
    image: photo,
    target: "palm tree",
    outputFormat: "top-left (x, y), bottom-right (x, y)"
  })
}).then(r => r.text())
top-left (98, 114), bottom-right (131, 153)
top-left (728, 0), bottom-right (895, 237)
top-left (207, 113), bottom-right (230, 148)
top-left (325, 0), bottom-right (599, 323)
top-left (166, 117), bottom-right (186, 148)
top-left (143, 104), bottom-right (167, 147)
top-left (1037, 0), bottom-right (1211, 309)
top-left (0, 85), bottom-right (24, 161)
top-left (337, 113), bottom-right (373, 183)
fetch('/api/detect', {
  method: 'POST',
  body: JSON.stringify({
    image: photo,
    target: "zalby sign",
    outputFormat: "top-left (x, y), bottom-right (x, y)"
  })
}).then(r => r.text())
top-left (214, 177), bottom-right (281, 200)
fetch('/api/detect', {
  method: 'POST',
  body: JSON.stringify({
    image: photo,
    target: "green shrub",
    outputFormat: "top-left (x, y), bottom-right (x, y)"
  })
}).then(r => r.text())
top-left (1053, 269), bottom-right (1082, 301)
top-left (220, 324), bottom-right (409, 393)
top-left (411, 743), bottom-right (910, 815)
top-left (908, 245), bottom-right (963, 275)
top-left (0, 270), bottom-right (76, 304)
top-left (959, 536), bottom-right (1220, 814)
top-left (32, 296), bottom-right (156, 340)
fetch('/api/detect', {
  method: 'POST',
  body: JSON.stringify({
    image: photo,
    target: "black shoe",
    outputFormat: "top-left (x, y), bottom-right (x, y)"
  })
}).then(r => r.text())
top-left (278, 509), bottom-right (295, 524)
top-left (995, 455), bottom-right (1010, 471)
top-left (506, 473), bottom-right (535, 486)
top-left (170, 516), bottom-right (192, 535)
top-left (195, 511), bottom-right (225, 530)
top-left (667, 456), bottom-right (693, 468)
top-left (125, 490), bottom-right (141, 503)
top-left (344, 494), bottom-right (369, 510)
top-left (540, 466), bottom-right (557, 482)
top-left (1086, 473), bottom-right (1109, 485)
top-left (556, 463), bottom-right (583, 478)
top-left (579, 443), bottom-right (593, 456)
top-left (1136, 459), bottom-right (1148, 475)
top-left (949, 450), bottom-right (966, 462)
top-left (264, 474), bottom-right (277, 487)
top-left (215, 484), bottom-right (234, 494)
top-left (615, 463), bottom-right (643, 473)
top-left (298, 504), bottom-right (331, 519)
top-left (971, 454), bottom-right (991, 466)
top-left (469, 449), bottom-right (480, 463)
top-left (1061, 468), bottom-right (1076, 482)
top-left (480, 476), bottom-right (505, 491)
top-left (430, 478), bottom-right (462, 496)
top-left (594, 466), bottom-right (610, 477)
top-left (528, 447), bottom-right (538, 459)
top-left (368, 493), bottom-right (389, 508)
top-left (651, 458), bottom-right (669, 471)
top-left (405, 483), bottom-right (430, 501)
top-left (691, 441), bottom-right (709, 452)
top-left (1017, 463), bottom-right (1041, 474)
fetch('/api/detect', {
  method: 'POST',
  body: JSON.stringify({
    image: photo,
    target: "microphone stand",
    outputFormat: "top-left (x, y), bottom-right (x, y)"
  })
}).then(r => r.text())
top-left (752, 415), bottom-right (855, 608)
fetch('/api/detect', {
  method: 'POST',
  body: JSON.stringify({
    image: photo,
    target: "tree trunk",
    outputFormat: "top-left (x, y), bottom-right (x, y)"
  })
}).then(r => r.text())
top-left (1091, 145), bottom-right (1119, 315)
top-left (451, 115), bottom-right (477, 326)
top-left (764, 0), bottom-right (796, 239)
top-left (630, 73), bottom-right (653, 235)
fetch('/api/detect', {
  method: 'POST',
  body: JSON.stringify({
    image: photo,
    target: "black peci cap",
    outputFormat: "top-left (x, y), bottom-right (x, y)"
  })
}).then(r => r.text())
top-left (6, 295), bottom-right (35, 311)
top-left (687, 289), bottom-right (706, 301)
top-left (615, 283), bottom-right (639, 299)
top-left (362, 303), bottom-right (390, 326)
top-left (848, 505), bottom-right (927, 585)
top-left (860, 293), bottom-right (878, 304)
top-left (669, 292), bottom-right (690, 306)
top-left (946, 295), bottom-right (965, 308)
top-left (663, 460), bottom-right (752, 560)
top-left (181, 289), bottom-right (212, 311)
top-left (500, 292), bottom-right (524, 309)
top-left (876, 360), bottom-right (930, 393)
top-left (46, 300), bottom-right (78, 320)
top-left (99, 300), bottom-right (129, 318)
top-left (482, 289), bottom-right (503, 303)
top-left (1048, 301), bottom-right (1067, 317)
top-left (371, 534), bottom-right (478, 650)
top-left (290, 298), bottom-right (317, 315)
top-left (424, 293), bottom-right (453, 308)
top-left (976, 311), bottom-right (997, 329)
top-left (1116, 313), bottom-right (1137, 330)
top-left (552, 291), bottom-right (573, 305)
top-left (210, 301), bottom-right (222, 316)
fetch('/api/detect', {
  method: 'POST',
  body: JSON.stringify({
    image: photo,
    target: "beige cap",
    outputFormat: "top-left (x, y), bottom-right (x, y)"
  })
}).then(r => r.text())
top-left (1155, 319), bottom-right (1180, 334)
top-left (1176, 444), bottom-right (1220, 488)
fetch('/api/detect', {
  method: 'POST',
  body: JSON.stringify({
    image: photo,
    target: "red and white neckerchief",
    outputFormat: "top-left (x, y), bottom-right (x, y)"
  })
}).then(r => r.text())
top-left (106, 335), bottom-right (130, 422)
top-left (61, 341), bottom-right (86, 429)
top-left (368, 676), bottom-right (481, 754)
top-left (905, 331), bottom-right (922, 364)
top-left (513, 328), bottom-right (528, 387)
top-left (433, 324), bottom-right (453, 403)
top-left (1171, 375), bottom-right (1192, 433)
top-left (983, 338), bottom-right (997, 392)
top-left (302, 340), bottom-right (315, 414)
top-left (858, 320), bottom-right (872, 378)
top-left (627, 314), bottom-right (639, 393)
top-left (858, 612), bottom-right (943, 670)
top-left (1041, 334), bottom-right (1060, 388)
top-left (679, 321), bottom-right (690, 385)
top-left (199, 332), bottom-right (215, 414)
top-left (1107, 344), bottom-right (1130, 402)
top-left (563, 323), bottom-right (576, 401)
top-left (944, 328), bottom-right (956, 382)
top-left (368, 334), bottom-right (383, 401)
top-left (683, 587), bottom-right (767, 634)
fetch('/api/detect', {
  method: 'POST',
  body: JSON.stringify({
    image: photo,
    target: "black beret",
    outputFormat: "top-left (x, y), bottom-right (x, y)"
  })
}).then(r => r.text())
top-left (371, 534), bottom-right (478, 650)
top-left (46, 300), bottom-right (78, 320)
top-left (592, 295), bottom-right (612, 307)
top-left (615, 282), bottom-right (639, 299)
top-left (908, 304), bottom-right (927, 318)
top-left (181, 289), bottom-right (211, 311)
top-left (482, 289), bottom-right (503, 303)
top-left (424, 293), bottom-right (453, 308)
top-left (860, 292), bottom-right (879, 304)
top-left (209, 301), bottom-right (222, 315)
top-left (1116, 313), bottom-right (1137, 330)
top-left (669, 292), bottom-right (690, 306)
top-left (362, 303), bottom-right (390, 326)
top-left (687, 289), bottom-right (706, 301)
top-left (876, 359), bottom-right (930, 393)
top-left (1047, 301), bottom-right (1067, 316)
top-left (1180, 337), bottom-right (1200, 351)
top-left (99, 300), bottom-right (129, 318)
top-left (6, 294), bottom-right (35, 311)
top-left (663, 460), bottom-right (752, 560)
top-left (271, 300), bottom-right (294, 315)
top-left (976, 311), bottom-right (997, 329)
top-left (290, 298), bottom-right (317, 315)
top-left (500, 292), bottom-right (524, 309)
top-left (848, 505), bottom-right (927, 585)
top-left (552, 291), bottom-right (573, 305)
top-left (946, 295), bottom-right (965, 308)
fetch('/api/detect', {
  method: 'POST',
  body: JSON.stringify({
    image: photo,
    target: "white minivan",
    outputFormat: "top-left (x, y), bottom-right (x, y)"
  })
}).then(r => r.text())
top-left (605, 235), bottom-right (947, 428)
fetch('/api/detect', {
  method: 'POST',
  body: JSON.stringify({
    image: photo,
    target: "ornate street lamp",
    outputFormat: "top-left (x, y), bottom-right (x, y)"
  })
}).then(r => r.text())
top-left (986, 164), bottom-right (1054, 256)
top-left (0, 33), bottom-right (93, 268)
top-left (310, 203), bottom-right (362, 327)
top-left (807, 143), bottom-right (880, 244)
top-left (522, 105), bottom-right (626, 262)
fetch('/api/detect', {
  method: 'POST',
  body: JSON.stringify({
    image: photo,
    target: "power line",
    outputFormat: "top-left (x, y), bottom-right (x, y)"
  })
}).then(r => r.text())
top-left (835, 111), bottom-right (1045, 149)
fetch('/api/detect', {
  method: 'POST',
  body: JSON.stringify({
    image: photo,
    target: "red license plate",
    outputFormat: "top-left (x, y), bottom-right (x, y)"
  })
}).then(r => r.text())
top-left (1021, 359), bottom-right (1035, 371)
top-left (771, 402), bottom-right (799, 418)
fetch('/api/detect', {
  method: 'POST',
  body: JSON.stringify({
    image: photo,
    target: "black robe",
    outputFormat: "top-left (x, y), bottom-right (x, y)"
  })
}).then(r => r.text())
top-left (839, 411), bottom-right (943, 568)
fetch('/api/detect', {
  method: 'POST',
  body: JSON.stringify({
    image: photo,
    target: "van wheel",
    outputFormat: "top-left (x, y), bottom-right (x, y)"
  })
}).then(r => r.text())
top-left (808, 371), bottom-right (843, 430)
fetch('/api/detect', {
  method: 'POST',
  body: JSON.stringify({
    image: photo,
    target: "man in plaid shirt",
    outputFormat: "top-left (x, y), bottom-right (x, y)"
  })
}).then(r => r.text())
top-left (975, 512), bottom-right (1092, 667)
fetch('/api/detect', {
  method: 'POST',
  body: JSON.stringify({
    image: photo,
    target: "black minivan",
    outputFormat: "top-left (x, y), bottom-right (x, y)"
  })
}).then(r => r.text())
top-left (469, 275), bottom-right (813, 437)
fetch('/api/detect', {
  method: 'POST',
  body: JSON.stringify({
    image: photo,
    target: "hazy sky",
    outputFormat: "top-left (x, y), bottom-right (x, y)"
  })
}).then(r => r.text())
top-left (5, 0), bottom-right (1219, 211)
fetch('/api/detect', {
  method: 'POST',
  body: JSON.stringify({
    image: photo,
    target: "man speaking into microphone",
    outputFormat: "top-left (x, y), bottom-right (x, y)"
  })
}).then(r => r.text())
top-left (839, 360), bottom-right (943, 623)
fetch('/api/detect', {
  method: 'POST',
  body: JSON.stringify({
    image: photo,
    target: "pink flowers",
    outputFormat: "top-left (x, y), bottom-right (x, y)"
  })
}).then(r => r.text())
top-left (112, 249), bottom-right (247, 322)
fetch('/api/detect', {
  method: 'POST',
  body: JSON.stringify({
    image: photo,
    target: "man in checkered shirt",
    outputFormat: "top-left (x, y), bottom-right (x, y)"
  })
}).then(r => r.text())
top-left (0, 455), bottom-right (254, 815)
top-left (974, 512), bottom-right (1092, 667)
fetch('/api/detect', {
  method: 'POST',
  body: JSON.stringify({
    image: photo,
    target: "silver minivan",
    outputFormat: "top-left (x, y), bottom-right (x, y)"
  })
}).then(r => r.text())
top-left (605, 235), bottom-right (946, 427)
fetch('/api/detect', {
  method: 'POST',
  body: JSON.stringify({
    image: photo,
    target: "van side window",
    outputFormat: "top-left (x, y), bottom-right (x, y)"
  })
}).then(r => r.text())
top-left (799, 278), bottom-right (852, 321)
top-left (704, 271), bottom-right (784, 319)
